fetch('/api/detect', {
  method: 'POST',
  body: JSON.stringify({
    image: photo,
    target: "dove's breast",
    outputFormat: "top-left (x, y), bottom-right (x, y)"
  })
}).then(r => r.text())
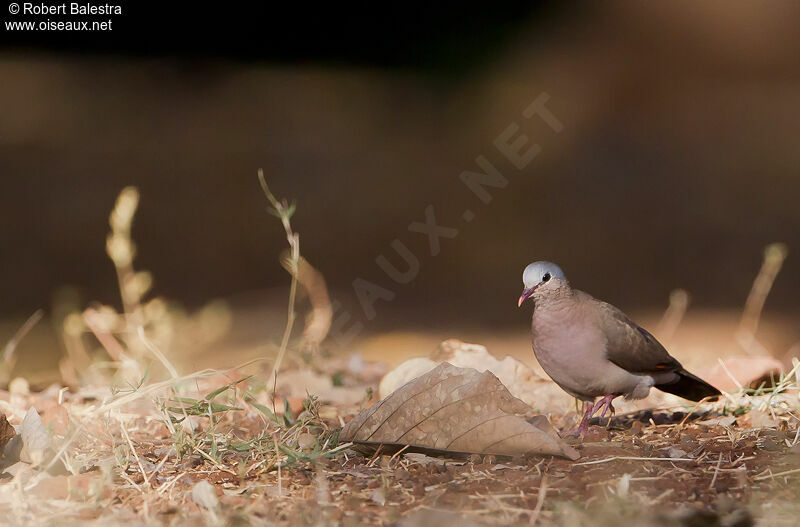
top-left (530, 300), bottom-right (624, 400)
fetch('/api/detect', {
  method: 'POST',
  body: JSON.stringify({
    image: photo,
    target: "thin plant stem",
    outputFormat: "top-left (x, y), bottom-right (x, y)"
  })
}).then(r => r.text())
top-left (3, 309), bottom-right (44, 363)
top-left (258, 169), bottom-right (300, 390)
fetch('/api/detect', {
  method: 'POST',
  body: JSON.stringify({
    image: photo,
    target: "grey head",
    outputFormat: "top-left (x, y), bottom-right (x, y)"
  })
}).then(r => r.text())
top-left (517, 261), bottom-right (567, 307)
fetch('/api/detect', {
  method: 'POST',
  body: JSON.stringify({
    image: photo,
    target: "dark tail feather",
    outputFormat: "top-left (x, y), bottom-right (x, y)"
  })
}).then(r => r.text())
top-left (657, 369), bottom-right (721, 401)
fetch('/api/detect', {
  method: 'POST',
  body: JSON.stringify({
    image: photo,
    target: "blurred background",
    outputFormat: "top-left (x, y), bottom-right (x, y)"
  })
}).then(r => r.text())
top-left (1, 2), bottom-right (798, 383)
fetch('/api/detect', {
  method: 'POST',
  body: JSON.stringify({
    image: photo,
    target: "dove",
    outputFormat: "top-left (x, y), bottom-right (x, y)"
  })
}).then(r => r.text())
top-left (517, 261), bottom-right (720, 435)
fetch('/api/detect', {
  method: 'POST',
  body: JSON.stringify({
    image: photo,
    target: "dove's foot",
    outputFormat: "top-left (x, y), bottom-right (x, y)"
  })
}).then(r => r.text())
top-left (595, 394), bottom-right (618, 428)
top-left (563, 394), bottom-right (618, 436)
top-left (596, 394), bottom-right (617, 418)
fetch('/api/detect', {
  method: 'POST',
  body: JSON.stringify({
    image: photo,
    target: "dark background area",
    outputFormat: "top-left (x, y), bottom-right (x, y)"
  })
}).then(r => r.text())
top-left (1, 3), bottom-right (548, 69)
top-left (1, 1), bottom-right (798, 331)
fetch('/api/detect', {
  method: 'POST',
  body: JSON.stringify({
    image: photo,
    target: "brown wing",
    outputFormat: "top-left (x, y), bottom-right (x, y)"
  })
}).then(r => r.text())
top-left (575, 291), bottom-right (720, 401)
top-left (588, 296), bottom-right (681, 374)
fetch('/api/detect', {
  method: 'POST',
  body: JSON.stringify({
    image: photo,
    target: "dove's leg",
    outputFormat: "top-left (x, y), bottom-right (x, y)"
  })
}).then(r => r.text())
top-left (573, 399), bottom-right (602, 436)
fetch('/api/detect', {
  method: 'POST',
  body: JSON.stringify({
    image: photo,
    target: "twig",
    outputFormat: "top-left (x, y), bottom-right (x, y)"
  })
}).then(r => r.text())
top-left (120, 421), bottom-right (150, 488)
top-left (157, 472), bottom-right (185, 495)
top-left (650, 488), bottom-right (674, 505)
top-left (326, 442), bottom-right (354, 456)
top-left (708, 453), bottom-right (723, 490)
top-left (367, 444), bottom-right (385, 467)
top-left (575, 456), bottom-right (696, 466)
top-left (677, 399), bottom-right (709, 428)
top-left (530, 476), bottom-right (548, 526)
top-left (754, 467), bottom-right (800, 481)
top-left (389, 444), bottom-right (411, 464)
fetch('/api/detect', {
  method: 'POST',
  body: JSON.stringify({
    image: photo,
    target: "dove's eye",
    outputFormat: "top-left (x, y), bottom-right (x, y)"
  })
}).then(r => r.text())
top-left (542, 273), bottom-right (551, 283)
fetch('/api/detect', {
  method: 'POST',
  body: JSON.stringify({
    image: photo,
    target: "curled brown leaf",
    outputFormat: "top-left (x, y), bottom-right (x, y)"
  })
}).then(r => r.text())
top-left (342, 363), bottom-right (579, 460)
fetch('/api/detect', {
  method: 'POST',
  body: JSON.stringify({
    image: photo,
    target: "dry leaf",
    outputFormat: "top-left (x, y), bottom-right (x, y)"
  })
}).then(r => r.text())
top-left (379, 339), bottom-right (572, 412)
top-left (292, 255), bottom-right (333, 349)
top-left (342, 363), bottom-right (579, 460)
top-left (0, 414), bottom-right (15, 454)
top-left (19, 407), bottom-right (49, 465)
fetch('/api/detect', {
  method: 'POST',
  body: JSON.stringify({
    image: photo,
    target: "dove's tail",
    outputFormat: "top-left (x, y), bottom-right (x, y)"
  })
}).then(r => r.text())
top-left (657, 369), bottom-right (722, 402)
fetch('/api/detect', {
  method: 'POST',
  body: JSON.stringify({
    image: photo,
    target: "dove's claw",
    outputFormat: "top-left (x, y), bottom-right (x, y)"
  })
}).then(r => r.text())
top-left (563, 395), bottom-right (618, 437)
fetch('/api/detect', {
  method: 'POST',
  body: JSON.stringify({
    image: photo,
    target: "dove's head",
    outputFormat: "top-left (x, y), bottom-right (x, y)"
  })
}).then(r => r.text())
top-left (518, 261), bottom-right (567, 307)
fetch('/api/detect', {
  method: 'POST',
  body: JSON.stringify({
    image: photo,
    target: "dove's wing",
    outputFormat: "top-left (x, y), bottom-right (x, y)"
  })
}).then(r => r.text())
top-left (586, 296), bottom-right (681, 374)
top-left (584, 295), bottom-right (720, 400)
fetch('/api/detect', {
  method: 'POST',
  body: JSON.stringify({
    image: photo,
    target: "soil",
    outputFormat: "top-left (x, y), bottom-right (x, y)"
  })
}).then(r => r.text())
top-left (106, 408), bottom-right (800, 526)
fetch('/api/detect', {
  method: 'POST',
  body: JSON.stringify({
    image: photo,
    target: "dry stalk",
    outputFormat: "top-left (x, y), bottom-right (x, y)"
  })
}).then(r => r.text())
top-left (2, 309), bottom-right (44, 365)
top-left (754, 467), bottom-right (800, 481)
top-left (737, 242), bottom-right (787, 355)
top-left (136, 326), bottom-right (179, 379)
top-left (655, 289), bottom-right (689, 344)
top-left (708, 453), bottom-right (723, 490)
top-left (258, 169), bottom-right (300, 390)
top-left (576, 456), bottom-right (695, 466)
top-left (120, 420), bottom-right (150, 488)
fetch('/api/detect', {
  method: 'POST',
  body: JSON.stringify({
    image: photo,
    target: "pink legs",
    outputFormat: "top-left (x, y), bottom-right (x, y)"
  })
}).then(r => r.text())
top-left (572, 394), bottom-right (617, 436)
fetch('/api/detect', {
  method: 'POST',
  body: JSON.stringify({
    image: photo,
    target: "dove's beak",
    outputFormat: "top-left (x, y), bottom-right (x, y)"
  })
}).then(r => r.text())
top-left (517, 287), bottom-right (535, 307)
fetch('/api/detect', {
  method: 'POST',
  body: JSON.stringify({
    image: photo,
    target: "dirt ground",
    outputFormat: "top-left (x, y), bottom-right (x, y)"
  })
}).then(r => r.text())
top-left (2, 360), bottom-right (799, 527)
